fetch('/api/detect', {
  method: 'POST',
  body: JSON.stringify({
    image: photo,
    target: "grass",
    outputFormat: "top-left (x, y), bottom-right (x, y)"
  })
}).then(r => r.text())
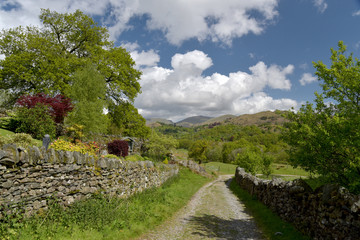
top-left (271, 163), bottom-right (310, 177)
top-left (0, 128), bottom-right (15, 137)
top-left (203, 162), bottom-right (238, 175)
top-left (1, 168), bottom-right (210, 240)
top-left (229, 179), bottom-right (310, 240)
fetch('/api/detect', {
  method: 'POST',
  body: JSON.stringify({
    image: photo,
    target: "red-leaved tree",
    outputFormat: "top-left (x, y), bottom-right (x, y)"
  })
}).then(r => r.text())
top-left (16, 93), bottom-right (73, 123)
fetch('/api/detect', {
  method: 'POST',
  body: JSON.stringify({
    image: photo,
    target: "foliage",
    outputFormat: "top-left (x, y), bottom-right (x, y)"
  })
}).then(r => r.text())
top-left (108, 102), bottom-right (150, 138)
top-left (142, 131), bottom-right (178, 161)
top-left (50, 138), bottom-right (99, 156)
top-left (261, 154), bottom-right (274, 177)
top-left (16, 93), bottom-right (73, 124)
top-left (16, 103), bottom-right (56, 139)
top-left (188, 140), bottom-right (209, 163)
top-left (205, 142), bottom-right (223, 162)
top-left (103, 154), bottom-right (119, 159)
top-left (125, 154), bottom-right (144, 162)
top-left (65, 124), bottom-right (84, 142)
top-left (282, 41), bottom-right (360, 192)
top-left (107, 140), bottom-right (129, 157)
top-left (178, 138), bottom-right (193, 150)
top-left (234, 148), bottom-right (262, 175)
top-left (66, 64), bottom-right (108, 134)
top-left (0, 9), bottom-right (141, 106)
top-left (0, 133), bottom-right (39, 148)
top-left (0, 169), bottom-right (208, 240)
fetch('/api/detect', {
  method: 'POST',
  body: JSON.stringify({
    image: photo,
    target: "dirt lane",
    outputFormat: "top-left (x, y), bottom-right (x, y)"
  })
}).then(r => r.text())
top-left (137, 175), bottom-right (264, 240)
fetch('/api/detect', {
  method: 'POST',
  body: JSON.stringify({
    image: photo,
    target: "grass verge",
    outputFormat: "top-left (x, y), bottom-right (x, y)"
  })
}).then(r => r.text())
top-left (1, 168), bottom-right (210, 240)
top-left (229, 179), bottom-right (310, 240)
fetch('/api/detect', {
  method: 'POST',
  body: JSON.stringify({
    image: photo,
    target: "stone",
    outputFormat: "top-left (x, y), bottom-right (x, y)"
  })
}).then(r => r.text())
top-left (2, 180), bottom-right (13, 189)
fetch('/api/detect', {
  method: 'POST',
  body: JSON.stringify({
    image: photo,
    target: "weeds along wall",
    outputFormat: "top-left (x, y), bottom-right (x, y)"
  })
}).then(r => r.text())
top-left (0, 144), bottom-right (179, 218)
top-left (235, 167), bottom-right (360, 240)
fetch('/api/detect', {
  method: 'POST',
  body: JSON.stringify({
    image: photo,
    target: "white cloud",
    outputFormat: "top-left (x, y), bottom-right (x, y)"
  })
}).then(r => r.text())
top-left (352, 10), bottom-right (360, 16)
top-left (121, 42), bottom-right (160, 68)
top-left (299, 73), bottom-right (317, 86)
top-left (313, 0), bottom-right (328, 13)
top-left (135, 50), bottom-right (297, 121)
top-left (0, 0), bottom-right (280, 46)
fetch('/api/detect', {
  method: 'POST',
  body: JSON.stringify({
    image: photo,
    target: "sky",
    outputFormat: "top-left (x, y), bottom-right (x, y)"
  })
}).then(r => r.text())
top-left (1, 0), bottom-right (360, 121)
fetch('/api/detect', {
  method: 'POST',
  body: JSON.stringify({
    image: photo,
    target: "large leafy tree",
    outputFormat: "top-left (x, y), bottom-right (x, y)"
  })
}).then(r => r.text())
top-left (66, 63), bottom-right (108, 134)
top-left (282, 41), bottom-right (360, 192)
top-left (0, 9), bottom-right (141, 106)
top-left (108, 102), bottom-right (150, 138)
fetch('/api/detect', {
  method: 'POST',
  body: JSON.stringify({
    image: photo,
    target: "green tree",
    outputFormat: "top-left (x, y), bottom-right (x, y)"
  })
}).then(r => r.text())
top-left (66, 64), bottom-right (108, 134)
top-left (188, 140), bottom-right (209, 164)
top-left (143, 131), bottom-right (178, 161)
top-left (0, 9), bottom-right (141, 106)
top-left (234, 147), bottom-right (262, 175)
top-left (108, 102), bottom-right (150, 138)
top-left (282, 41), bottom-right (360, 192)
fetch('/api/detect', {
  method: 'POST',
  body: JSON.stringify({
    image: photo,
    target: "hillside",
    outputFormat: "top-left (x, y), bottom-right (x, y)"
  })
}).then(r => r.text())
top-left (176, 116), bottom-right (212, 127)
top-left (196, 114), bottom-right (236, 126)
top-left (146, 118), bottom-right (174, 126)
top-left (227, 111), bottom-right (286, 126)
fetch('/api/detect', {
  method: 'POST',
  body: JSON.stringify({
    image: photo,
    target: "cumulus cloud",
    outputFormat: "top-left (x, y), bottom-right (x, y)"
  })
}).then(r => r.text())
top-left (0, 0), bottom-right (279, 46)
top-left (313, 0), bottom-right (328, 13)
top-left (299, 73), bottom-right (317, 86)
top-left (135, 50), bottom-right (297, 121)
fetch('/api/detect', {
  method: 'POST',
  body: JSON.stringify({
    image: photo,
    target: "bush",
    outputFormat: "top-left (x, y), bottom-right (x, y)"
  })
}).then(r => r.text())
top-left (16, 93), bottom-right (73, 124)
top-left (0, 133), bottom-right (38, 148)
top-left (50, 138), bottom-right (100, 156)
top-left (125, 154), bottom-right (144, 162)
top-left (16, 103), bottom-right (56, 139)
top-left (107, 140), bottom-right (128, 157)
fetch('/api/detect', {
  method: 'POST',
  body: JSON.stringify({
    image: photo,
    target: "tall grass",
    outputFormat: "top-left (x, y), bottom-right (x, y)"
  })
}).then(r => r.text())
top-left (1, 168), bottom-right (210, 240)
top-left (229, 179), bottom-right (310, 240)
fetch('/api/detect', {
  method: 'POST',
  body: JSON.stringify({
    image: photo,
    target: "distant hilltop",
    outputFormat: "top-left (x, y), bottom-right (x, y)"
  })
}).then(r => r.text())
top-left (146, 110), bottom-right (287, 128)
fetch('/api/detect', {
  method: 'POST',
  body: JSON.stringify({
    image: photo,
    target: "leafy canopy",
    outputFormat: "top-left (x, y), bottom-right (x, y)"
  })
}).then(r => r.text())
top-left (66, 64), bottom-right (108, 134)
top-left (282, 41), bottom-right (360, 192)
top-left (0, 9), bottom-right (141, 106)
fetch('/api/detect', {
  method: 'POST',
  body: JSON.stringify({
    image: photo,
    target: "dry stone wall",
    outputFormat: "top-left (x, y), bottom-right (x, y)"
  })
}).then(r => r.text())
top-left (0, 144), bottom-right (179, 218)
top-left (235, 167), bottom-right (360, 240)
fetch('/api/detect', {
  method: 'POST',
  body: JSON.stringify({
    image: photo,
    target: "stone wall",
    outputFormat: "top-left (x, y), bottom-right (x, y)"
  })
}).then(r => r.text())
top-left (235, 167), bottom-right (360, 240)
top-left (0, 144), bottom-right (179, 218)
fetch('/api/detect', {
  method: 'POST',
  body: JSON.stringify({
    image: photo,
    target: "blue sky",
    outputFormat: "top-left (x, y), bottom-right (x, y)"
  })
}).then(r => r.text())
top-left (1, 0), bottom-right (360, 121)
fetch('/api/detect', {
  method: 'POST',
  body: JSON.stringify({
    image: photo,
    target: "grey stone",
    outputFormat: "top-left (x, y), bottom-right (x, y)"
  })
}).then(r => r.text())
top-left (2, 180), bottom-right (13, 189)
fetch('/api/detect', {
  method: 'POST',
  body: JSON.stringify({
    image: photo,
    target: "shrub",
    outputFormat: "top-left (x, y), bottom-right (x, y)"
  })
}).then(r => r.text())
top-left (16, 93), bottom-right (73, 123)
top-left (16, 103), bottom-right (56, 139)
top-left (107, 140), bottom-right (128, 157)
top-left (125, 154), bottom-right (144, 162)
top-left (4, 133), bottom-right (39, 148)
top-left (50, 138), bottom-right (100, 156)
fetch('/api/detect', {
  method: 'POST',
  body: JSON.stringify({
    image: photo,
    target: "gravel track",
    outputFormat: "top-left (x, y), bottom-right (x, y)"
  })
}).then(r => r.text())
top-left (136, 175), bottom-right (264, 240)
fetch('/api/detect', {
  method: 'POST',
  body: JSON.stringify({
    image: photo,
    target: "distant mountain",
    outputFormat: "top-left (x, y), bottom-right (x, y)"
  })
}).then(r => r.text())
top-left (176, 116), bottom-right (212, 127)
top-left (146, 118), bottom-right (174, 126)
